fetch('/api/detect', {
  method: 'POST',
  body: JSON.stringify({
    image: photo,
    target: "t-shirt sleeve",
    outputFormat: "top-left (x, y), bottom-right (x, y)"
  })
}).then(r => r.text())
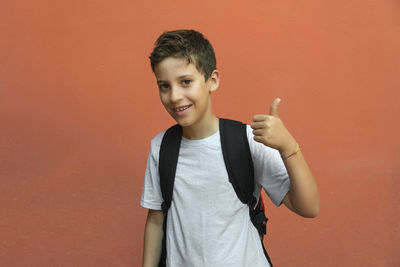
top-left (246, 125), bottom-right (290, 206)
top-left (140, 132), bottom-right (165, 210)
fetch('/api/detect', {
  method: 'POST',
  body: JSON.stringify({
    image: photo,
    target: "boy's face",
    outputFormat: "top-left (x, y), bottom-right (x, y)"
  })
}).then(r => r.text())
top-left (154, 57), bottom-right (219, 129)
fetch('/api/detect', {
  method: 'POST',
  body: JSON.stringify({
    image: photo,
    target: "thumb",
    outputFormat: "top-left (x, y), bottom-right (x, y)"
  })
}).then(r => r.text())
top-left (269, 98), bottom-right (281, 117)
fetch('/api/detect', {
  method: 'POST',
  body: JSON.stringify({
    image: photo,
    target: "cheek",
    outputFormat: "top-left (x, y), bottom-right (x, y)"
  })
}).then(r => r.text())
top-left (188, 87), bottom-right (206, 101)
top-left (159, 93), bottom-right (168, 105)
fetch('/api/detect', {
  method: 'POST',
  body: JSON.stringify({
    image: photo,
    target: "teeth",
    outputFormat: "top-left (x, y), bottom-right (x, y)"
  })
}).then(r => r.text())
top-left (176, 106), bottom-right (190, 112)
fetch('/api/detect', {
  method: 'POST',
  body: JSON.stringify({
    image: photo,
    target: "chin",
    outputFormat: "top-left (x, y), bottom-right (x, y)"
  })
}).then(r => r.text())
top-left (176, 121), bottom-right (191, 127)
top-left (175, 118), bottom-right (193, 128)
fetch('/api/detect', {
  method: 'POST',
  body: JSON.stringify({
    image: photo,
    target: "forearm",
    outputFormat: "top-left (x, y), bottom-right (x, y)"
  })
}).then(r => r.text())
top-left (143, 211), bottom-right (164, 267)
top-left (282, 146), bottom-right (320, 218)
top-left (251, 98), bottom-right (319, 217)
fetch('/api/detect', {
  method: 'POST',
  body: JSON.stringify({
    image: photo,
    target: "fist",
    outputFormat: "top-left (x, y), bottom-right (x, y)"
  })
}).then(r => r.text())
top-left (250, 98), bottom-right (297, 155)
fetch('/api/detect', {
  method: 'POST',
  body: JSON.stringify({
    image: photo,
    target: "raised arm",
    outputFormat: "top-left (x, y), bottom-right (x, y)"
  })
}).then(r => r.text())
top-left (251, 98), bottom-right (320, 218)
top-left (143, 209), bottom-right (164, 267)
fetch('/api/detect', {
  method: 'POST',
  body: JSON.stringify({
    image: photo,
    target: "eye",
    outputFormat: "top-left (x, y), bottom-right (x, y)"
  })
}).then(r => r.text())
top-left (158, 83), bottom-right (170, 91)
top-left (182, 79), bottom-right (192, 86)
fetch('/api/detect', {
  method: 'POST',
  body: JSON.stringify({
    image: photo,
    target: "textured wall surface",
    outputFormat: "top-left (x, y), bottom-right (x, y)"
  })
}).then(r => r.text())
top-left (1, 0), bottom-right (399, 266)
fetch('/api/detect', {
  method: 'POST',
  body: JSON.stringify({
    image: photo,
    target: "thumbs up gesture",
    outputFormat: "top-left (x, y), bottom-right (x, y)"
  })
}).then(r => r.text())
top-left (251, 98), bottom-right (297, 156)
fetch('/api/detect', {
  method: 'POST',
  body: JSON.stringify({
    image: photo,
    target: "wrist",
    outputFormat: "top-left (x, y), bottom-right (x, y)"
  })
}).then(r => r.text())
top-left (279, 140), bottom-right (298, 158)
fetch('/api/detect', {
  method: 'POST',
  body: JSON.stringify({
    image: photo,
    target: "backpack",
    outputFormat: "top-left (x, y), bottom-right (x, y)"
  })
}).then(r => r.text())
top-left (158, 118), bottom-right (273, 267)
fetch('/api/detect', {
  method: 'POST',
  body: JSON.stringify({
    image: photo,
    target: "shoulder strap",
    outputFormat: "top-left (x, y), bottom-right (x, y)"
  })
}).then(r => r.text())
top-left (158, 125), bottom-right (182, 267)
top-left (159, 124), bottom-right (182, 212)
top-left (219, 118), bottom-right (255, 204)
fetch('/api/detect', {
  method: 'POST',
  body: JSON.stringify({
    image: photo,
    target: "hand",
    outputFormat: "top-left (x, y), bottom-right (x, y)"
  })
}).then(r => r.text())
top-left (251, 98), bottom-right (297, 156)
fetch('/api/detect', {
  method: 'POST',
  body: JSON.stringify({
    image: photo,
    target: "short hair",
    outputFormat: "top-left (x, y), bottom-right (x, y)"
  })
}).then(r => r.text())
top-left (149, 29), bottom-right (217, 81)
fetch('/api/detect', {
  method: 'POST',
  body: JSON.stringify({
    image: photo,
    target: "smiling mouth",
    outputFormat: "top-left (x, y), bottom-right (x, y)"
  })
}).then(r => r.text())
top-left (174, 105), bottom-right (192, 112)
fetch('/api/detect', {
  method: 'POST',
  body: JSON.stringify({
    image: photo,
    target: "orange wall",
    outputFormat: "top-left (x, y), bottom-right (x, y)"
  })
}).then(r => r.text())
top-left (1, 0), bottom-right (399, 266)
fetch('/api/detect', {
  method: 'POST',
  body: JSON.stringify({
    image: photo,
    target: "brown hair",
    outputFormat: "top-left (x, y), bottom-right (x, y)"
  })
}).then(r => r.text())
top-left (149, 29), bottom-right (217, 81)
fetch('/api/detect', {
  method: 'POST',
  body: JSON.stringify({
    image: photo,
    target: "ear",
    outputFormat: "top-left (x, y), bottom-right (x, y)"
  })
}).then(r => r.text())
top-left (208, 69), bottom-right (220, 93)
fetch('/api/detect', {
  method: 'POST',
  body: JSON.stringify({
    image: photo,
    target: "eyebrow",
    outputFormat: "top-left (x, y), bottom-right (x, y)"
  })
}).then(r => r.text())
top-left (157, 75), bottom-right (193, 83)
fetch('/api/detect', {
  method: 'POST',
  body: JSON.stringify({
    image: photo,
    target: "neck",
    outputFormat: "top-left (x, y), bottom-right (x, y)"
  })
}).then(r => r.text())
top-left (182, 115), bottom-right (219, 140)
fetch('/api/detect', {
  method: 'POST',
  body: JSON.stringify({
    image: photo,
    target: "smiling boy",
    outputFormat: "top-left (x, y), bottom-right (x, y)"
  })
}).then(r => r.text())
top-left (140, 29), bottom-right (319, 267)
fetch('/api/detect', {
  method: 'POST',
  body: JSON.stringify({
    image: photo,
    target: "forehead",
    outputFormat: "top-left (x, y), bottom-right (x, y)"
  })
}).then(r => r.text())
top-left (154, 57), bottom-right (202, 80)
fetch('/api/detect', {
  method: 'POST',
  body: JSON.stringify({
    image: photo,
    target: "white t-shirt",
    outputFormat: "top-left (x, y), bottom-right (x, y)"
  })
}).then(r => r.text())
top-left (140, 125), bottom-right (290, 267)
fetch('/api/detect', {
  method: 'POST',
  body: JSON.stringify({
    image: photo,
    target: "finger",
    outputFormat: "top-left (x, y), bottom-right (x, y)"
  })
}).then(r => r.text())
top-left (253, 114), bottom-right (268, 122)
top-left (269, 98), bottom-right (281, 117)
top-left (251, 121), bottom-right (267, 129)
top-left (253, 135), bottom-right (263, 143)
top-left (252, 129), bottom-right (264, 136)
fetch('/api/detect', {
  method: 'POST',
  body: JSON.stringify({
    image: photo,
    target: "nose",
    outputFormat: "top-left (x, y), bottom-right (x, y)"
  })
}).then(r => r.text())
top-left (170, 86), bottom-right (183, 103)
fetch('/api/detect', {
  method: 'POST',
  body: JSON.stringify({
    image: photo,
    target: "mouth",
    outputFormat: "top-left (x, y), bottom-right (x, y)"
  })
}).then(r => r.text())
top-left (173, 105), bottom-right (192, 112)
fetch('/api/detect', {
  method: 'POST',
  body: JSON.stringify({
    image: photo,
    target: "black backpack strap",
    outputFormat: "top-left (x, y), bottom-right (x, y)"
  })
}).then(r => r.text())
top-left (159, 124), bottom-right (182, 212)
top-left (159, 218), bottom-right (167, 267)
top-left (219, 118), bottom-right (255, 204)
top-left (158, 124), bottom-right (182, 267)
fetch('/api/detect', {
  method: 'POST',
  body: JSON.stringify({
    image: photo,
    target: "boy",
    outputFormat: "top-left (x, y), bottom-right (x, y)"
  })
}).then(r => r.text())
top-left (141, 29), bottom-right (319, 267)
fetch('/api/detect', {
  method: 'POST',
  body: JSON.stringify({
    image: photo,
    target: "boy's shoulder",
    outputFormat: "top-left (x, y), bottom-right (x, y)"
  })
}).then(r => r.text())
top-left (151, 130), bottom-right (166, 145)
top-left (147, 130), bottom-right (167, 159)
